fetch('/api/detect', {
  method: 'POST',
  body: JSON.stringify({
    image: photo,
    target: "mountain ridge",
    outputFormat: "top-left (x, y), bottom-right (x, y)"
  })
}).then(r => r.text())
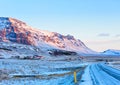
top-left (0, 17), bottom-right (96, 54)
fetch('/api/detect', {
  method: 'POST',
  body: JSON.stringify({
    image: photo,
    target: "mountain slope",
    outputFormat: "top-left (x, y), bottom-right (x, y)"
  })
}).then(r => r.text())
top-left (0, 42), bottom-right (43, 59)
top-left (0, 17), bottom-right (96, 54)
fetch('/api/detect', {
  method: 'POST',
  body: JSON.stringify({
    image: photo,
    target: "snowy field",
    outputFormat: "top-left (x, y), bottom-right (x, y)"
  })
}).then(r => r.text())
top-left (0, 58), bottom-right (120, 85)
top-left (107, 61), bottom-right (120, 69)
top-left (0, 59), bottom-right (87, 85)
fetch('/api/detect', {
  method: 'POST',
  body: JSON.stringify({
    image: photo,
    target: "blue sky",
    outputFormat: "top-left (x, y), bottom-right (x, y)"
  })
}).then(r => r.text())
top-left (0, 0), bottom-right (120, 52)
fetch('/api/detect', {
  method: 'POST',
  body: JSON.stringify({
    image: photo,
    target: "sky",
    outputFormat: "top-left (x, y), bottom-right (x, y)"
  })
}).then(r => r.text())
top-left (0, 0), bottom-right (120, 52)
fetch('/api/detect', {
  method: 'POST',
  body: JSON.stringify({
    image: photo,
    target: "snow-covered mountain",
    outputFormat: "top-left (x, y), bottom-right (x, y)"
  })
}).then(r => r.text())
top-left (0, 17), bottom-right (95, 55)
top-left (102, 49), bottom-right (120, 55)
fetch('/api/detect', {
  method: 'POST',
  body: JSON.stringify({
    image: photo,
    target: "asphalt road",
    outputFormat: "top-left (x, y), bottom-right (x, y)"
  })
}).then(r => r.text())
top-left (89, 63), bottom-right (120, 85)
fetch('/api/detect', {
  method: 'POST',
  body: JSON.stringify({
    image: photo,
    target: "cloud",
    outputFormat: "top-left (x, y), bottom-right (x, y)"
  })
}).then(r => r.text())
top-left (115, 34), bottom-right (120, 37)
top-left (98, 33), bottom-right (110, 37)
top-left (86, 39), bottom-right (120, 44)
top-left (85, 39), bottom-right (120, 52)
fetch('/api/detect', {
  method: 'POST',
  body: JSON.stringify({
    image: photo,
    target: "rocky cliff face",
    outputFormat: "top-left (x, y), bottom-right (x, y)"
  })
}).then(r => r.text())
top-left (0, 17), bottom-right (95, 54)
top-left (0, 17), bottom-right (34, 45)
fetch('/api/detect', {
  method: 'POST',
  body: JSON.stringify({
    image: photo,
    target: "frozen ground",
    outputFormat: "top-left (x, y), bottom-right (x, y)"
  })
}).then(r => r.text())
top-left (107, 61), bottom-right (120, 70)
top-left (0, 59), bottom-right (120, 85)
top-left (0, 59), bottom-right (87, 85)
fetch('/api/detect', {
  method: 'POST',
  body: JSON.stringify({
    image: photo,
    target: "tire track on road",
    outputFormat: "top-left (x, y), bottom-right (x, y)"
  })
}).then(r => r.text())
top-left (89, 63), bottom-right (120, 85)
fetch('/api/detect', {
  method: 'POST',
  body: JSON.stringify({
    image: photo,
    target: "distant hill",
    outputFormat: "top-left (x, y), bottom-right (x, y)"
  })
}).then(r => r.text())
top-left (102, 49), bottom-right (120, 55)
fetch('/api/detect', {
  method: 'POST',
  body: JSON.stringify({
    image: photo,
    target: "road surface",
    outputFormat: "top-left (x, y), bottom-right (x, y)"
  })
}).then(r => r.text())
top-left (80, 63), bottom-right (120, 85)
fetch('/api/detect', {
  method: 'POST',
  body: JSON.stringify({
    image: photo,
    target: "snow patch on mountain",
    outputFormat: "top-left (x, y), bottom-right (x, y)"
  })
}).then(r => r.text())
top-left (0, 17), bottom-right (11, 30)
